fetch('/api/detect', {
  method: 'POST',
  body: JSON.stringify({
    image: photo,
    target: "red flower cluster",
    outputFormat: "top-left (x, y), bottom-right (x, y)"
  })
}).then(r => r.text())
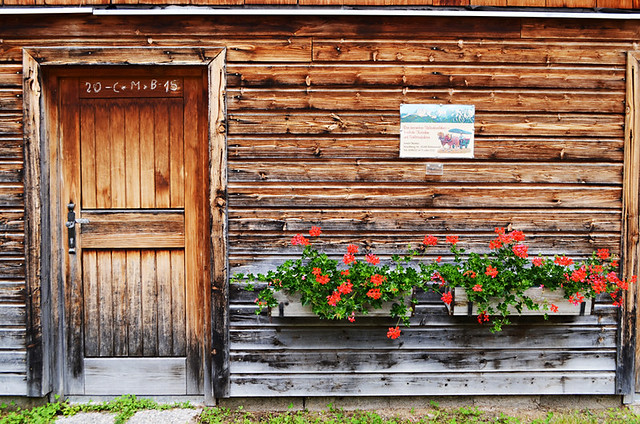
top-left (343, 253), bottom-right (356, 265)
top-left (338, 281), bottom-right (353, 294)
top-left (477, 311), bottom-right (490, 324)
top-left (291, 234), bottom-right (310, 246)
top-left (532, 257), bottom-right (545, 267)
top-left (472, 284), bottom-right (483, 292)
top-left (446, 235), bottom-right (459, 245)
top-left (327, 291), bottom-right (341, 306)
top-left (309, 226), bottom-right (322, 237)
top-left (485, 266), bottom-right (498, 278)
top-left (370, 274), bottom-right (386, 286)
top-left (555, 256), bottom-right (574, 266)
top-left (387, 326), bottom-right (401, 339)
top-left (512, 244), bottom-right (528, 259)
top-left (423, 235), bottom-right (438, 246)
top-left (366, 253), bottom-right (380, 265)
top-left (347, 244), bottom-right (359, 254)
top-left (366, 288), bottom-right (381, 299)
top-left (441, 291), bottom-right (453, 305)
top-left (597, 248), bottom-right (610, 260)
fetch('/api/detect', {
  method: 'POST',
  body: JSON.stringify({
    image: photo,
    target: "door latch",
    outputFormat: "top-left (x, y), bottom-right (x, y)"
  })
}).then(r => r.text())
top-left (66, 203), bottom-right (89, 254)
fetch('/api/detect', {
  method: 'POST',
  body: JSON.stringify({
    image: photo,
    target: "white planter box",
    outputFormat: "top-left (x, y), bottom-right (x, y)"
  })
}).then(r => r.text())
top-left (270, 291), bottom-right (413, 318)
top-left (449, 286), bottom-right (592, 316)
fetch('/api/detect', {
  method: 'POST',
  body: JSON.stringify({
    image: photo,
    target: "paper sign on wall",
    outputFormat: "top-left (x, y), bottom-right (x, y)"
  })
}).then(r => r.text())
top-left (399, 104), bottom-right (475, 158)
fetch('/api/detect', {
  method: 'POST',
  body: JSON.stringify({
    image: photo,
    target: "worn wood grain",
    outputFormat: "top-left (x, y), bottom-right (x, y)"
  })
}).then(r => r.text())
top-left (228, 87), bottom-right (624, 113)
top-left (84, 358), bottom-right (186, 395)
top-left (312, 40), bottom-right (629, 65)
top-left (229, 372), bottom-right (615, 396)
top-left (229, 349), bottom-right (615, 373)
top-left (228, 136), bottom-right (624, 161)
top-left (228, 63), bottom-right (626, 90)
top-left (229, 161), bottom-right (622, 185)
top-left (229, 112), bottom-right (624, 137)
top-left (228, 183), bottom-right (621, 209)
top-left (228, 208), bottom-right (621, 233)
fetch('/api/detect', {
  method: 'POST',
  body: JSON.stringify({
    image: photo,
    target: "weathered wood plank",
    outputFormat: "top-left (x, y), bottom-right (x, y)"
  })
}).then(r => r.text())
top-left (229, 372), bottom-right (615, 396)
top-left (83, 250), bottom-right (99, 357)
top-left (80, 102), bottom-right (97, 209)
top-left (229, 349), bottom-right (615, 373)
top-left (112, 251), bottom-right (128, 357)
top-left (228, 112), bottom-right (624, 137)
top-left (312, 40), bottom-right (629, 65)
top-left (157, 250), bottom-right (172, 357)
top-left (124, 102), bottom-right (141, 209)
top-left (80, 211), bottom-right (185, 249)
top-left (228, 208), bottom-right (621, 233)
top-left (154, 100), bottom-right (171, 209)
top-left (0, 329), bottom-right (26, 349)
top-left (228, 183), bottom-right (622, 209)
top-left (0, 114), bottom-right (21, 135)
top-left (84, 357), bottom-right (186, 395)
top-left (0, 38), bottom-right (309, 63)
top-left (228, 63), bottom-right (626, 90)
top-left (229, 161), bottom-right (622, 185)
top-left (0, 374), bottom-right (28, 396)
top-left (0, 281), bottom-right (26, 303)
top-left (0, 89), bottom-right (22, 112)
top-left (97, 251), bottom-right (114, 357)
top-left (0, 232), bottom-right (24, 256)
top-left (171, 251), bottom-right (186, 357)
top-left (0, 212), bottom-right (23, 233)
top-left (0, 351), bottom-right (26, 373)
top-left (229, 136), bottom-right (624, 162)
top-left (230, 326), bottom-right (616, 350)
top-left (109, 103), bottom-right (126, 209)
top-left (228, 88), bottom-right (624, 113)
top-left (521, 19), bottom-right (640, 40)
top-left (0, 16), bottom-right (521, 39)
top-left (0, 162), bottom-right (23, 184)
top-left (141, 251), bottom-right (158, 357)
top-left (94, 100), bottom-right (111, 209)
top-left (126, 250), bottom-right (143, 357)
top-left (169, 100), bottom-right (184, 209)
top-left (0, 65), bottom-right (21, 88)
top-left (227, 233), bottom-right (621, 255)
top-left (0, 138), bottom-right (22, 160)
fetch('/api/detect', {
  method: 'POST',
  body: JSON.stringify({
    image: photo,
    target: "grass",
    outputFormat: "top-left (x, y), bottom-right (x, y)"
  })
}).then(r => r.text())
top-left (2, 397), bottom-right (640, 424)
top-left (0, 394), bottom-right (193, 424)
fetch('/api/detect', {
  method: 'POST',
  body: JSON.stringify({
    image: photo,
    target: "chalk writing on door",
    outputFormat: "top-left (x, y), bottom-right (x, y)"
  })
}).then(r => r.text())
top-left (79, 78), bottom-right (183, 98)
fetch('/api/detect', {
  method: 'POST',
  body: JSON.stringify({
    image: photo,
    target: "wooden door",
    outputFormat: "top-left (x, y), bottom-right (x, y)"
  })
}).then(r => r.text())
top-left (56, 68), bottom-right (210, 396)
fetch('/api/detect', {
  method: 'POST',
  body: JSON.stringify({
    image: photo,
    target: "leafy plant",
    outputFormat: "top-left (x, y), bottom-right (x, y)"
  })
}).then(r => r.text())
top-left (234, 226), bottom-right (635, 337)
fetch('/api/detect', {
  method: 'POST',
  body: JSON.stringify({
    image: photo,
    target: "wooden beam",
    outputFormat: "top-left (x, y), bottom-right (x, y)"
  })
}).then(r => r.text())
top-left (619, 51), bottom-right (640, 397)
top-left (209, 50), bottom-right (230, 401)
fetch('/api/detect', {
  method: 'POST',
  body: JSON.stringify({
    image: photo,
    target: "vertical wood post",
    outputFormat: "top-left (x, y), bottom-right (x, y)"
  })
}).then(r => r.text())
top-left (209, 50), bottom-right (229, 402)
top-left (619, 51), bottom-right (640, 398)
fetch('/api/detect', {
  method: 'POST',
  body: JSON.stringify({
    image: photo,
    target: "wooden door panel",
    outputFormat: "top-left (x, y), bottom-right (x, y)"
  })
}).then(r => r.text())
top-left (79, 99), bottom-right (185, 210)
top-left (82, 249), bottom-right (187, 358)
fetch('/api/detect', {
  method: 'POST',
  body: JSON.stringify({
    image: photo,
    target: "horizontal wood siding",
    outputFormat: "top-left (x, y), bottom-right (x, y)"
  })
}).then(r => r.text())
top-left (0, 15), bottom-right (633, 396)
top-left (0, 0), bottom-right (638, 8)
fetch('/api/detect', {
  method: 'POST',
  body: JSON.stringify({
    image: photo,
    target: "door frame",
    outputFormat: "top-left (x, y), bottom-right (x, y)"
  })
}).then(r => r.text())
top-left (22, 47), bottom-right (228, 403)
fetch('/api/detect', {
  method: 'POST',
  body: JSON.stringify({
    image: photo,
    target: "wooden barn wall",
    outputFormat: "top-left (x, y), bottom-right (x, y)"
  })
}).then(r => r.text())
top-left (0, 14), bottom-right (633, 396)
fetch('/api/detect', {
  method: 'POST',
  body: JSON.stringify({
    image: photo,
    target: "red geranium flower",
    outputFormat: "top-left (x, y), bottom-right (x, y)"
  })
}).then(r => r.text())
top-left (485, 266), bottom-right (498, 278)
top-left (343, 254), bottom-right (356, 265)
top-left (512, 244), bottom-right (528, 259)
top-left (446, 235), bottom-right (459, 245)
top-left (532, 257), bottom-right (544, 267)
top-left (366, 253), bottom-right (380, 265)
top-left (387, 326), bottom-right (401, 339)
top-left (423, 235), bottom-right (438, 246)
top-left (596, 248), bottom-right (610, 260)
top-left (366, 288), bottom-right (382, 299)
top-left (347, 244), bottom-right (359, 254)
top-left (472, 284), bottom-right (483, 292)
top-left (291, 234), bottom-right (310, 246)
top-left (554, 256), bottom-right (573, 266)
top-left (370, 274), bottom-right (386, 286)
top-left (550, 304), bottom-right (559, 313)
top-left (441, 291), bottom-right (453, 305)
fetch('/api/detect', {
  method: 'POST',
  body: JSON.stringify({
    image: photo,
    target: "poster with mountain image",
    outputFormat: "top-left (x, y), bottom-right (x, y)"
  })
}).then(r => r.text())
top-left (399, 104), bottom-right (475, 158)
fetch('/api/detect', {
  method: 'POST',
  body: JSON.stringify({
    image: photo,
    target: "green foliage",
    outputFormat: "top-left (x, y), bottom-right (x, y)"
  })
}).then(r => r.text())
top-left (0, 394), bottom-right (192, 424)
top-left (233, 226), bottom-right (635, 335)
